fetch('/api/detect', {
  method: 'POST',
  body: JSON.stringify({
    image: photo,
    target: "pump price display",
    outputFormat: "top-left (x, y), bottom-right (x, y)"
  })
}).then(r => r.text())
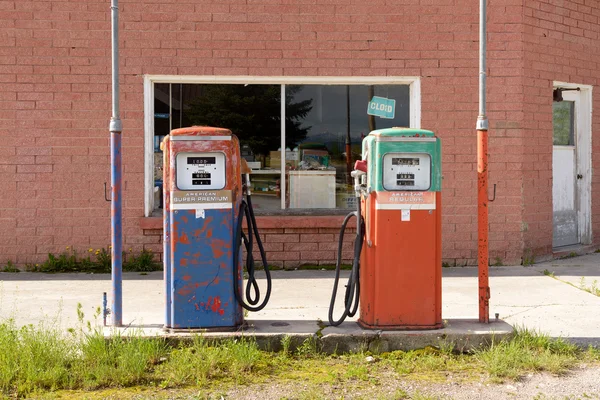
top-left (190, 165), bottom-right (213, 185)
top-left (176, 152), bottom-right (226, 190)
top-left (192, 172), bottom-right (211, 186)
top-left (392, 157), bottom-right (420, 166)
top-left (187, 157), bottom-right (216, 165)
top-left (383, 153), bottom-right (431, 191)
top-left (396, 173), bottom-right (415, 186)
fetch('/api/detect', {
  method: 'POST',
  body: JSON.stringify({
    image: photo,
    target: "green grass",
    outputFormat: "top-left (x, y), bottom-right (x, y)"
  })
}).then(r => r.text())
top-left (0, 316), bottom-right (598, 398)
top-left (474, 327), bottom-right (582, 381)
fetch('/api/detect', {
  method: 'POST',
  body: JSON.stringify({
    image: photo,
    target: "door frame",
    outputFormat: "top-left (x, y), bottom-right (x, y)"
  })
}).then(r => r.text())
top-left (553, 81), bottom-right (593, 246)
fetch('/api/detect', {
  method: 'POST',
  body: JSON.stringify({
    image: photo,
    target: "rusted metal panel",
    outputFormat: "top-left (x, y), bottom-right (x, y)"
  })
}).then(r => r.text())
top-left (164, 126), bottom-right (243, 329)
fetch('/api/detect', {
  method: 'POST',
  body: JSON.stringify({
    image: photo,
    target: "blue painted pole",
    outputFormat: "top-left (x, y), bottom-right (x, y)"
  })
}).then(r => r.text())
top-left (110, 0), bottom-right (123, 327)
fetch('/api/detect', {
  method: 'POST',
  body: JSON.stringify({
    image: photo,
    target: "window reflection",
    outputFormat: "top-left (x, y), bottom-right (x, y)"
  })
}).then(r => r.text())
top-left (152, 83), bottom-right (410, 211)
top-left (286, 85), bottom-right (410, 209)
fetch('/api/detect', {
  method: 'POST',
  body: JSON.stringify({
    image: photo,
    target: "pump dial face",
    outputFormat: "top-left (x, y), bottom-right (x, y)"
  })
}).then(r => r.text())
top-left (176, 152), bottom-right (226, 190)
top-left (382, 153), bottom-right (431, 191)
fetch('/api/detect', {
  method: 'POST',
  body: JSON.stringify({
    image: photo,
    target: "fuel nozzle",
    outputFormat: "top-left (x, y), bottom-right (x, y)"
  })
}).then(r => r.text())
top-left (351, 160), bottom-right (368, 198)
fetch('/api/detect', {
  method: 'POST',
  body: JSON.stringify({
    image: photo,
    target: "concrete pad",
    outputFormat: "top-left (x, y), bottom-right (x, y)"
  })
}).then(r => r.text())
top-left (2, 263), bottom-right (600, 349)
top-left (103, 318), bottom-right (512, 355)
top-left (105, 319), bottom-right (321, 353)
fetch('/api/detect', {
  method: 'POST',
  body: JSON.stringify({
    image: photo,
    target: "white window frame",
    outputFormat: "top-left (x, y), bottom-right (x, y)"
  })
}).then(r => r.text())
top-left (143, 75), bottom-right (422, 217)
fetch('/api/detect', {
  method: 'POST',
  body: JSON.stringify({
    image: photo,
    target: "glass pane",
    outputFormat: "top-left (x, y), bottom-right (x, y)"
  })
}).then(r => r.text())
top-left (171, 83), bottom-right (182, 130)
top-left (153, 83), bottom-right (170, 211)
top-left (553, 101), bottom-right (574, 146)
top-left (181, 84), bottom-right (282, 211)
top-left (286, 84), bottom-right (410, 209)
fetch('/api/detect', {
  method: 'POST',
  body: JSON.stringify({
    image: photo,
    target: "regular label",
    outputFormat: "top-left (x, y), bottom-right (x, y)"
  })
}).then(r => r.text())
top-left (375, 191), bottom-right (436, 210)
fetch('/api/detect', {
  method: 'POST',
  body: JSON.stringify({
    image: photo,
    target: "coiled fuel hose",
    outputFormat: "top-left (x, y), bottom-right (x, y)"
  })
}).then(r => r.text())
top-left (233, 177), bottom-right (272, 312)
top-left (328, 197), bottom-right (365, 326)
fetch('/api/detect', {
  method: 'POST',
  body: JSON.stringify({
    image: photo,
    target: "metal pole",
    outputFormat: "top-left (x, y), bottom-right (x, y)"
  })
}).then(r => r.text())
top-left (280, 85), bottom-right (286, 210)
top-left (110, 0), bottom-right (123, 327)
top-left (346, 85), bottom-right (352, 185)
top-left (477, 0), bottom-right (490, 324)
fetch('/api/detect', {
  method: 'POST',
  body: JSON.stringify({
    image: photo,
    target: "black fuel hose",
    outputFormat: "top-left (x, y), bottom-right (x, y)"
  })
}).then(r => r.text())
top-left (328, 198), bottom-right (364, 326)
top-left (233, 186), bottom-right (272, 312)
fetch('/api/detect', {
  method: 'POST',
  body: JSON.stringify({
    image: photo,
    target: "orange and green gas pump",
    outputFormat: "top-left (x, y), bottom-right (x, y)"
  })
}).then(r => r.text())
top-left (329, 128), bottom-right (442, 330)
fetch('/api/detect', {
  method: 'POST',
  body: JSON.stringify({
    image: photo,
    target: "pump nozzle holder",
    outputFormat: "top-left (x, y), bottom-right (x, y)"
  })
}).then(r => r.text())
top-left (354, 160), bottom-right (367, 173)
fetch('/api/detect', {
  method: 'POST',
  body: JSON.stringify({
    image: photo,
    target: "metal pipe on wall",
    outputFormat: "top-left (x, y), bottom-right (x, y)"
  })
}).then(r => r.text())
top-left (110, 0), bottom-right (123, 327)
top-left (477, 0), bottom-right (490, 324)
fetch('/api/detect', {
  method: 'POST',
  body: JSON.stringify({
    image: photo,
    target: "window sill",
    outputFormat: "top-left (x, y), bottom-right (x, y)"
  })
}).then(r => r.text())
top-left (140, 210), bottom-right (351, 230)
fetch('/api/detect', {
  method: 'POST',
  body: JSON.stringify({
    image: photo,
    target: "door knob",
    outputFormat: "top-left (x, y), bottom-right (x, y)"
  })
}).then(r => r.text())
top-left (577, 174), bottom-right (583, 179)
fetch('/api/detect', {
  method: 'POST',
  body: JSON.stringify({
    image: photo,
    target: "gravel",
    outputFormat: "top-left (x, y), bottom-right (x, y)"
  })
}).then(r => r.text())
top-left (219, 364), bottom-right (600, 399)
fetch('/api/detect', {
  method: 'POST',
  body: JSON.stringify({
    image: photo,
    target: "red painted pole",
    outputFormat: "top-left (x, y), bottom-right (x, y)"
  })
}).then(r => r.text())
top-left (477, 129), bottom-right (489, 323)
top-left (477, 0), bottom-right (490, 323)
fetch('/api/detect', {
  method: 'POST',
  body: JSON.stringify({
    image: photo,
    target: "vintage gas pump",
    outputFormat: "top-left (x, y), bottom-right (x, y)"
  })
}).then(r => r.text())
top-left (162, 126), bottom-right (271, 330)
top-left (329, 128), bottom-right (442, 330)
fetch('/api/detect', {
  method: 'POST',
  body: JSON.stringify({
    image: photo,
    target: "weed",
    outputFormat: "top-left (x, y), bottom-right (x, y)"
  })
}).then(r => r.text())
top-left (1, 261), bottom-right (19, 273)
top-left (441, 262), bottom-right (452, 268)
top-left (159, 336), bottom-right (267, 388)
top-left (22, 246), bottom-right (160, 274)
top-left (560, 252), bottom-right (578, 259)
top-left (543, 269), bottom-right (555, 278)
top-left (345, 363), bottom-right (369, 381)
top-left (1, 315), bottom-right (599, 398)
top-left (474, 327), bottom-right (580, 381)
top-left (493, 257), bottom-right (503, 266)
top-left (296, 336), bottom-right (320, 357)
top-left (578, 277), bottom-right (600, 297)
top-left (522, 249), bottom-right (535, 266)
top-left (124, 249), bottom-right (160, 272)
top-left (281, 335), bottom-right (292, 356)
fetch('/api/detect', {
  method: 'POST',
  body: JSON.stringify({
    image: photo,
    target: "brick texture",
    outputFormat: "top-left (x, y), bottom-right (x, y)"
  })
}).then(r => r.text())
top-left (521, 0), bottom-right (600, 262)
top-left (1, 0), bottom-right (597, 267)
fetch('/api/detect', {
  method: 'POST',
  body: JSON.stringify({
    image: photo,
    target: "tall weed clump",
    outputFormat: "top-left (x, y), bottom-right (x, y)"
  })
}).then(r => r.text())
top-left (0, 320), bottom-right (74, 396)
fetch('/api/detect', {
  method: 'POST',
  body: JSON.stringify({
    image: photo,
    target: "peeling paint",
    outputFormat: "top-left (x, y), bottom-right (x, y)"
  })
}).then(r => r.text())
top-left (165, 128), bottom-right (244, 329)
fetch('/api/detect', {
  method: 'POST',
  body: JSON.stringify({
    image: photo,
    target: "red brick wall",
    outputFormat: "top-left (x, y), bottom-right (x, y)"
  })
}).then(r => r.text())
top-left (1, 0), bottom-right (591, 267)
top-left (522, 0), bottom-right (600, 260)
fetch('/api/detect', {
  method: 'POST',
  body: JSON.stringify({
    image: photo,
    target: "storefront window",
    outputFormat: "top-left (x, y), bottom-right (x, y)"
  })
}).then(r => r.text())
top-left (152, 82), bottom-right (410, 212)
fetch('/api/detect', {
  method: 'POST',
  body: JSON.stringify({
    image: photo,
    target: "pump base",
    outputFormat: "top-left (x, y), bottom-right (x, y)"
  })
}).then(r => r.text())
top-left (357, 319), bottom-right (443, 331)
top-left (164, 321), bottom-right (247, 333)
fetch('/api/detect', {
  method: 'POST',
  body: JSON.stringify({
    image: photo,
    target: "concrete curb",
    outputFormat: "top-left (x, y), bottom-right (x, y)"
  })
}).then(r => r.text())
top-left (104, 318), bottom-right (515, 354)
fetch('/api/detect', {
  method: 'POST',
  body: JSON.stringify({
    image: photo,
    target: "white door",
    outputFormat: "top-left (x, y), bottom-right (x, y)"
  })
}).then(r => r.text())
top-left (552, 88), bottom-right (591, 248)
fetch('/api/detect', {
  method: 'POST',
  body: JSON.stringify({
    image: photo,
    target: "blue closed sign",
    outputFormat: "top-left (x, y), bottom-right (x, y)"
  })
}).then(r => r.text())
top-left (367, 96), bottom-right (396, 119)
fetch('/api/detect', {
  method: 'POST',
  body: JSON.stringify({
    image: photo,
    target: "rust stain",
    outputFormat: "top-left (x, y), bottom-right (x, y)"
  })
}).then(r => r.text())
top-left (183, 275), bottom-right (191, 281)
top-left (177, 281), bottom-right (209, 296)
top-left (180, 258), bottom-right (188, 266)
top-left (207, 296), bottom-right (225, 316)
top-left (209, 239), bottom-right (227, 258)
top-left (180, 232), bottom-right (190, 244)
top-left (182, 215), bottom-right (188, 224)
top-left (184, 251), bottom-right (191, 256)
top-left (193, 217), bottom-right (213, 237)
